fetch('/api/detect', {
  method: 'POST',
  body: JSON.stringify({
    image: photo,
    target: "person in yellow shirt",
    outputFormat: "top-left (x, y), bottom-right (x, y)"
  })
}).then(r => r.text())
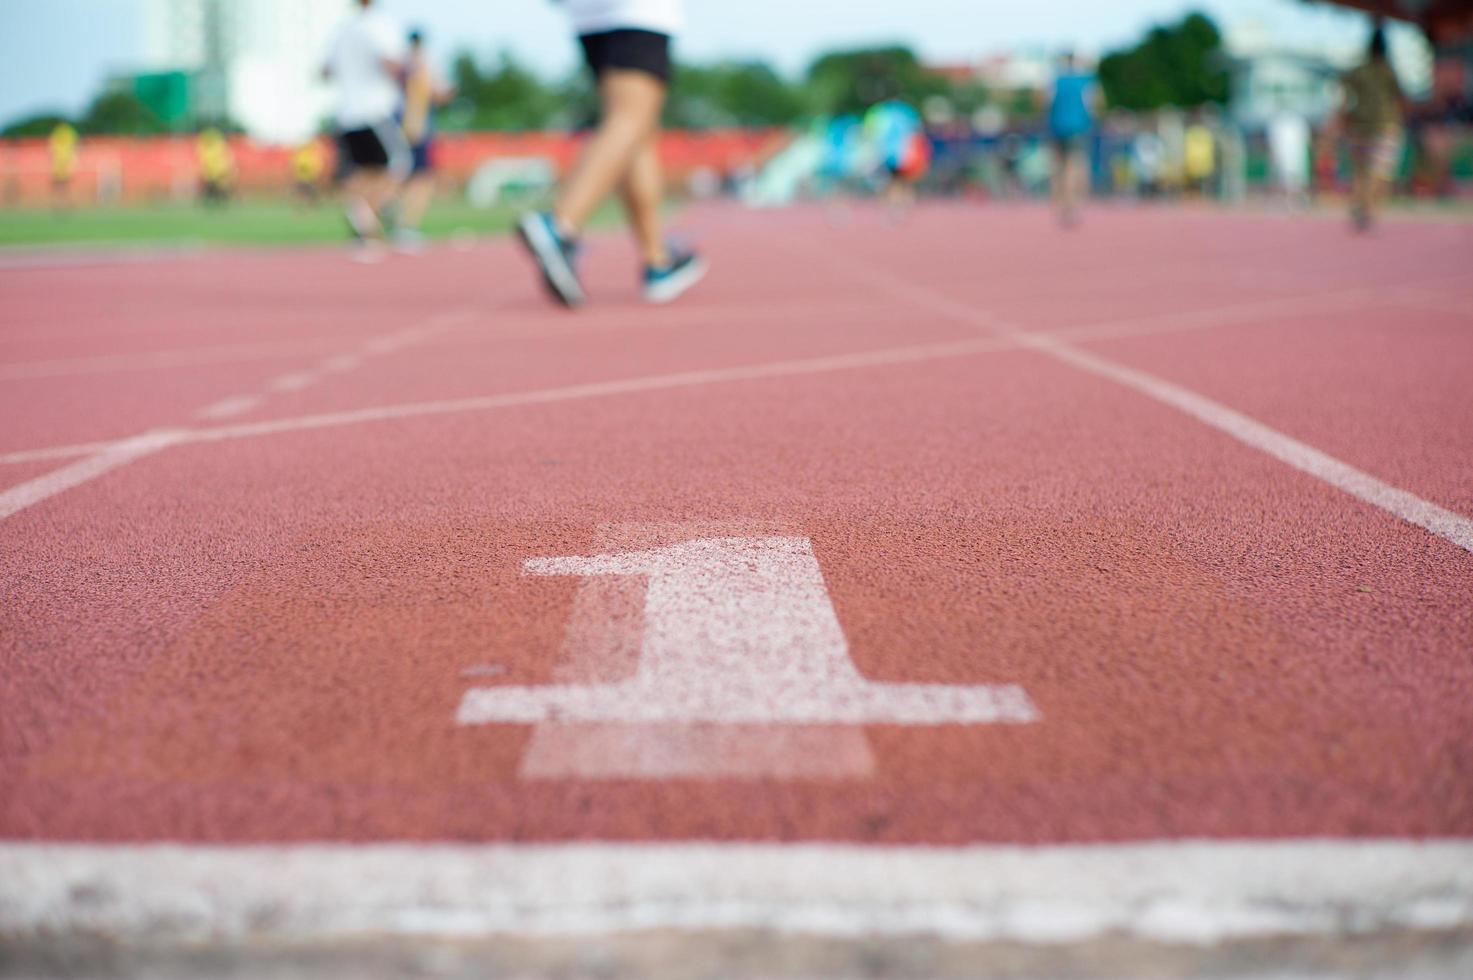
top-left (197, 128), bottom-right (236, 205)
top-left (292, 140), bottom-right (327, 207)
top-left (49, 122), bottom-right (79, 208)
top-left (1183, 112), bottom-right (1217, 198)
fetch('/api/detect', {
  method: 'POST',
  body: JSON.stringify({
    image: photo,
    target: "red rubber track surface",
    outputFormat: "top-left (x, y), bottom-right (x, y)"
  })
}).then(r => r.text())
top-left (2, 204), bottom-right (1471, 844)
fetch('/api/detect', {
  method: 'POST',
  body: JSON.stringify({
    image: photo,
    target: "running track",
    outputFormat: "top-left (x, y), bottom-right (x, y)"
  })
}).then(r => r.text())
top-left (2, 204), bottom-right (1472, 943)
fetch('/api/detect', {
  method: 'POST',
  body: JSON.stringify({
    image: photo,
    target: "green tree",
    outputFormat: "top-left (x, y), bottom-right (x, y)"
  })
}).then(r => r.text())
top-left (667, 61), bottom-right (804, 128)
top-left (445, 50), bottom-right (559, 131)
top-left (804, 46), bottom-right (948, 116)
top-left (2, 113), bottom-right (74, 139)
top-left (78, 89), bottom-right (168, 135)
top-left (1097, 11), bottom-right (1229, 111)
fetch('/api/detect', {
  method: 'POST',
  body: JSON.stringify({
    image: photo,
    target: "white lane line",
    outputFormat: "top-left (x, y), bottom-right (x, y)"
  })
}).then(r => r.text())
top-left (269, 372), bottom-right (316, 393)
top-left (192, 311), bottom-right (475, 425)
top-left (0, 430), bottom-right (187, 520)
top-left (0, 341), bottom-right (328, 381)
top-left (183, 336), bottom-right (1018, 446)
top-left (0, 244), bottom-right (200, 271)
top-left (0, 284), bottom-right (1455, 517)
top-left (321, 354), bottom-right (363, 373)
top-left (0, 309), bottom-right (477, 516)
top-left (0, 440), bottom-right (125, 467)
top-left (836, 258), bottom-right (1473, 557)
top-left (2, 840), bottom-right (1470, 942)
top-left (1393, 294), bottom-right (1473, 320)
top-left (195, 395), bottom-right (263, 421)
top-left (1025, 334), bottom-right (1473, 554)
top-left (0, 284), bottom-right (1440, 473)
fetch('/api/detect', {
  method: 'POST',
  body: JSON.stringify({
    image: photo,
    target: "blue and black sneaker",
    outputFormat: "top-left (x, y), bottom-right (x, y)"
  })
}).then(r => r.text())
top-left (642, 249), bottom-right (708, 305)
top-left (516, 211), bottom-right (585, 308)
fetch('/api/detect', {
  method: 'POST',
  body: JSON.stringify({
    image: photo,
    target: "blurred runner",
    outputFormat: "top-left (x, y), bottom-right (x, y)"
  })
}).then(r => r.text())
top-left (197, 129), bottom-right (236, 206)
top-left (48, 122), bottom-right (78, 210)
top-left (291, 140), bottom-right (327, 208)
top-left (1340, 23), bottom-right (1405, 232)
top-left (323, 0), bottom-right (410, 259)
top-left (518, 0), bottom-right (706, 307)
top-left (1045, 51), bottom-right (1097, 227)
top-left (864, 96), bottom-right (928, 218)
top-left (392, 28), bottom-right (456, 252)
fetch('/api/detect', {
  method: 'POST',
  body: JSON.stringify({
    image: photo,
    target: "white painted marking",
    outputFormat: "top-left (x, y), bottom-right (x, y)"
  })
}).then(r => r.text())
top-left (270, 372), bottom-right (316, 393)
top-left (460, 665), bottom-right (507, 678)
top-left (1022, 333), bottom-right (1473, 554)
top-left (0, 309), bottom-right (479, 514)
top-left (2, 840), bottom-right (1470, 942)
top-left (195, 395), bottom-right (262, 420)
top-left (0, 440), bottom-right (124, 467)
top-left (834, 258), bottom-right (1473, 556)
top-left (0, 341), bottom-right (325, 381)
top-left (0, 430), bottom-right (186, 520)
top-left (508, 529), bottom-right (879, 779)
top-left (0, 244), bottom-right (200, 271)
top-left (321, 354), bottom-right (363, 373)
top-left (2, 285), bottom-right (1465, 531)
top-left (459, 536), bottom-right (1035, 781)
top-left (0, 283), bottom-right (1435, 472)
top-left (1394, 293), bottom-right (1473, 320)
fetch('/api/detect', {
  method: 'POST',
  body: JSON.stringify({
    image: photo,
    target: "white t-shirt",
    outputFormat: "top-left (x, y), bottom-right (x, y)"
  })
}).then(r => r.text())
top-left (325, 10), bottom-right (407, 129)
top-left (561, 0), bottom-right (683, 37)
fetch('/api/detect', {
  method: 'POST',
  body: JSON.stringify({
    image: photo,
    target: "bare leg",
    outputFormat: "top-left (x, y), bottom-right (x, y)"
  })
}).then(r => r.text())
top-left (399, 174), bottom-right (436, 231)
top-left (618, 137), bottom-right (669, 266)
top-left (1350, 157), bottom-right (1372, 230)
top-left (1051, 149), bottom-right (1066, 215)
top-left (1055, 149), bottom-right (1081, 224)
top-left (343, 170), bottom-right (390, 239)
top-left (554, 69), bottom-right (667, 234)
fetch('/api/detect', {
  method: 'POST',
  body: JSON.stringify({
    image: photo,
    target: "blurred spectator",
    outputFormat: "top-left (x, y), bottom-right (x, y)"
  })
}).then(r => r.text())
top-left (864, 95), bottom-right (929, 217)
top-left (1268, 111), bottom-right (1311, 207)
top-left (1184, 110), bottom-right (1218, 197)
top-left (197, 129), bottom-right (236, 205)
top-left (1133, 121), bottom-right (1166, 198)
top-left (49, 122), bottom-right (78, 209)
top-left (292, 141), bottom-right (327, 208)
top-left (1339, 23), bottom-right (1405, 231)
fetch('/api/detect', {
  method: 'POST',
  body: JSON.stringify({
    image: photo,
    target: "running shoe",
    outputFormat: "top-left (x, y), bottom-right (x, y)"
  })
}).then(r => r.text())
top-left (516, 211), bottom-right (585, 308)
top-left (392, 227), bottom-right (426, 255)
top-left (643, 249), bottom-right (708, 304)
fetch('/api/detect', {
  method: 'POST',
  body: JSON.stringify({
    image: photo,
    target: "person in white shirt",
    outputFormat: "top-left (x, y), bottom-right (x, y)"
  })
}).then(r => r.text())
top-left (323, 0), bottom-right (409, 254)
top-left (516, 0), bottom-right (707, 306)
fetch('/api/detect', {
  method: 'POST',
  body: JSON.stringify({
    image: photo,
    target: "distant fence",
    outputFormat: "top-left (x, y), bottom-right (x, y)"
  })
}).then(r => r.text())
top-left (0, 129), bottom-right (790, 206)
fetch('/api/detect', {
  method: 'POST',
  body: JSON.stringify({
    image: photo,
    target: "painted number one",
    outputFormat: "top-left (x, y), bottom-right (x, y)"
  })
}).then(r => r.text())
top-left (457, 536), bottom-right (1038, 779)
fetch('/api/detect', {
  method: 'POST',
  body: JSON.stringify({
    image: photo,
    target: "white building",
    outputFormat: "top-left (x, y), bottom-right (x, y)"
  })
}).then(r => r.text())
top-left (144, 0), bottom-right (353, 143)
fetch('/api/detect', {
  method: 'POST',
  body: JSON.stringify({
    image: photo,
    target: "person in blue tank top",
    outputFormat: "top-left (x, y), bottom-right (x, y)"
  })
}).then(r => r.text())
top-left (1046, 51), bottom-right (1099, 227)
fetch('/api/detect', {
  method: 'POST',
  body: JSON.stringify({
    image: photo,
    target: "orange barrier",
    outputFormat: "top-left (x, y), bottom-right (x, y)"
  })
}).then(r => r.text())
top-left (0, 130), bottom-right (789, 206)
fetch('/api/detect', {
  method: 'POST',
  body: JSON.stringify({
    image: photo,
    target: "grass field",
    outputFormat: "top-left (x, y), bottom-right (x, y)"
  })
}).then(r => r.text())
top-left (0, 197), bottom-right (523, 248)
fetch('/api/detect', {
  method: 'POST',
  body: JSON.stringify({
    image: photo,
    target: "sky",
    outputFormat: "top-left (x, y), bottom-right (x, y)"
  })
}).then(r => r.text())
top-left (0, 0), bottom-right (1396, 128)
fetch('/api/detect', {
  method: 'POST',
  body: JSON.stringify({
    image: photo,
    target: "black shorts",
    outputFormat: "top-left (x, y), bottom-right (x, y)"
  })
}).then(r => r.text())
top-left (340, 122), bottom-right (410, 176)
top-left (1051, 133), bottom-right (1089, 158)
top-left (579, 29), bottom-right (672, 85)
